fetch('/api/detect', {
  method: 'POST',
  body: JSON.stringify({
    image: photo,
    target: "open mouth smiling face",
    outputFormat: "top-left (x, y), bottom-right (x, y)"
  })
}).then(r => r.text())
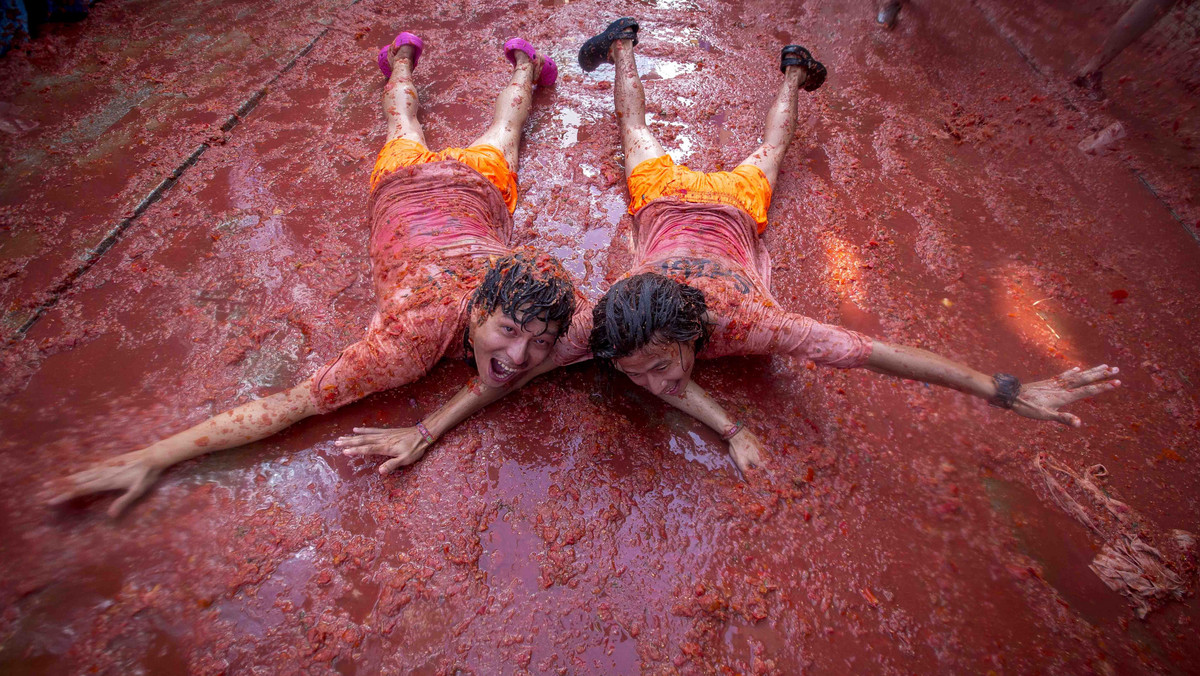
top-left (613, 340), bottom-right (697, 397)
top-left (469, 309), bottom-right (561, 388)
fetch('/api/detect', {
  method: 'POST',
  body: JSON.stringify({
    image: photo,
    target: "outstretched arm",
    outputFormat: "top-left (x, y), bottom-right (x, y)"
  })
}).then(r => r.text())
top-left (336, 359), bottom-right (564, 474)
top-left (654, 380), bottom-right (765, 479)
top-left (864, 341), bottom-right (1120, 426)
top-left (47, 379), bottom-right (321, 516)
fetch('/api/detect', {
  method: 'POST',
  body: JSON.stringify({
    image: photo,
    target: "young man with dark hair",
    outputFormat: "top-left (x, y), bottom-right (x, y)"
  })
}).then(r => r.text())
top-left (580, 18), bottom-right (1121, 476)
top-left (48, 33), bottom-right (579, 516)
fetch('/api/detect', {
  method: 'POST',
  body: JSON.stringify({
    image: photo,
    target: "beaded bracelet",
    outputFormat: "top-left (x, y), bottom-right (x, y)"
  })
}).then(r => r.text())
top-left (416, 421), bottom-right (435, 443)
top-left (720, 421), bottom-right (744, 441)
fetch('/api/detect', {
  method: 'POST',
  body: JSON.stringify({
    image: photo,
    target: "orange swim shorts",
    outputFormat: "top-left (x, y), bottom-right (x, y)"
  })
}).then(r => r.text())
top-left (371, 138), bottom-right (518, 213)
top-left (627, 154), bottom-right (773, 233)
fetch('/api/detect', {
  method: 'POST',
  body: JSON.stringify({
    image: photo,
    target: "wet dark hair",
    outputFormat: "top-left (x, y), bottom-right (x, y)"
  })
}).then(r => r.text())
top-left (463, 248), bottom-right (577, 362)
top-left (589, 272), bottom-right (710, 360)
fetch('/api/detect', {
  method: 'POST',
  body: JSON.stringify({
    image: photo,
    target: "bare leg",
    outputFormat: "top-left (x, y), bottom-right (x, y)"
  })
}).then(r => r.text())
top-left (384, 45), bottom-right (425, 144)
top-left (1075, 0), bottom-right (1178, 86)
top-left (612, 39), bottom-right (666, 177)
top-left (469, 52), bottom-right (545, 172)
top-left (737, 65), bottom-right (808, 189)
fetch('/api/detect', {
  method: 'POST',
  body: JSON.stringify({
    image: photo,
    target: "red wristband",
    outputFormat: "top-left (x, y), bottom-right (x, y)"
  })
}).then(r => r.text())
top-left (720, 421), bottom-right (744, 441)
top-left (416, 421), bottom-right (435, 443)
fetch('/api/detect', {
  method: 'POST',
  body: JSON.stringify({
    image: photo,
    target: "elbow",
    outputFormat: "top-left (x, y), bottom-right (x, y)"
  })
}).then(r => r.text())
top-left (289, 380), bottom-right (323, 418)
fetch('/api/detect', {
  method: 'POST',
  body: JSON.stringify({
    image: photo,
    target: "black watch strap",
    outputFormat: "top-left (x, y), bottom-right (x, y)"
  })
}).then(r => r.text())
top-left (989, 373), bottom-right (1021, 409)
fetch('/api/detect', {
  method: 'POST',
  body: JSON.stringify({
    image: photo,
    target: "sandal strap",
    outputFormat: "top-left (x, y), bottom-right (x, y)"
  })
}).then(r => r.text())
top-left (779, 45), bottom-right (812, 74)
top-left (779, 44), bottom-right (827, 90)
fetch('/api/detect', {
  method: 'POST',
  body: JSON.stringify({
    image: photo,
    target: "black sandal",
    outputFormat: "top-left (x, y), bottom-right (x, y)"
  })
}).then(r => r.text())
top-left (779, 45), bottom-right (827, 91)
top-left (578, 17), bottom-right (640, 72)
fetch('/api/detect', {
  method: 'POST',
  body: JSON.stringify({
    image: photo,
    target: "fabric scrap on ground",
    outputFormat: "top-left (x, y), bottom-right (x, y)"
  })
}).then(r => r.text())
top-left (1035, 453), bottom-right (1196, 618)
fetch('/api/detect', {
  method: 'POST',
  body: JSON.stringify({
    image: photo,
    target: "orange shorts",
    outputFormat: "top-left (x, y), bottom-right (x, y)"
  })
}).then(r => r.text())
top-left (371, 138), bottom-right (518, 213)
top-left (627, 154), bottom-right (773, 233)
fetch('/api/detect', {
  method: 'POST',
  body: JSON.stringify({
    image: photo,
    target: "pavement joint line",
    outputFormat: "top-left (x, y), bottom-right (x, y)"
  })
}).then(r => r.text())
top-left (968, 0), bottom-right (1193, 243)
top-left (13, 26), bottom-right (334, 342)
top-left (1135, 170), bottom-right (1198, 245)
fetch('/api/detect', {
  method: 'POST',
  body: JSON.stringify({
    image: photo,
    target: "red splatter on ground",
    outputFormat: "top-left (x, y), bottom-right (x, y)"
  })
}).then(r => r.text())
top-left (1, 0), bottom-right (1198, 673)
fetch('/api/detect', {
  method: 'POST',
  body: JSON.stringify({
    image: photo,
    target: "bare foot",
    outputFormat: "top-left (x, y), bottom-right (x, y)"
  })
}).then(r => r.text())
top-left (531, 54), bottom-right (545, 83)
top-left (510, 49), bottom-right (545, 83)
top-left (608, 38), bottom-right (635, 66)
top-left (784, 63), bottom-right (811, 90)
top-left (388, 44), bottom-right (417, 74)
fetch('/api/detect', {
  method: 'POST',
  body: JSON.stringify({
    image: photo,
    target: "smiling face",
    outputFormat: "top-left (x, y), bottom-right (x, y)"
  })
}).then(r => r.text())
top-left (613, 339), bottom-right (696, 397)
top-left (469, 309), bottom-right (561, 388)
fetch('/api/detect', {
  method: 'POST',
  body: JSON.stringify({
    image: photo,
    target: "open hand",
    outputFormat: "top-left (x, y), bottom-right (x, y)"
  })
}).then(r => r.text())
top-left (727, 429), bottom-right (767, 480)
top-left (1014, 365), bottom-right (1121, 427)
top-left (45, 450), bottom-right (164, 517)
top-left (335, 427), bottom-right (430, 474)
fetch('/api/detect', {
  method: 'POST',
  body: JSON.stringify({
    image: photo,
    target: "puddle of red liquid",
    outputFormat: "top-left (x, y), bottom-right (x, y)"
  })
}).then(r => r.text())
top-left (982, 475), bottom-right (1129, 626)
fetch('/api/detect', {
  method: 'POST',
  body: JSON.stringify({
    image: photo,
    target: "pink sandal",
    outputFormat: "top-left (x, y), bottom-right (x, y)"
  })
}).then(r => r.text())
top-left (378, 32), bottom-right (424, 78)
top-left (503, 38), bottom-right (558, 86)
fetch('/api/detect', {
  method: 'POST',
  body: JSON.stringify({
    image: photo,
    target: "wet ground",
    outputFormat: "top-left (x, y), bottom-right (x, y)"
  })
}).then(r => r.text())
top-left (1, 0), bottom-right (1198, 673)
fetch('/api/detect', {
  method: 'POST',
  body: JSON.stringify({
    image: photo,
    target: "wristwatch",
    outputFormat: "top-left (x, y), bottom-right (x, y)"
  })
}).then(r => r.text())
top-left (989, 373), bottom-right (1021, 409)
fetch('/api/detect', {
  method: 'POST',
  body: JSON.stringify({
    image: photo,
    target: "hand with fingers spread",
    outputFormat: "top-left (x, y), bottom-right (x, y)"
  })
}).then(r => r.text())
top-left (727, 429), bottom-right (767, 480)
top-left (1012, 364), bottom-right (1121, 427)
top-left (45, 449), bottom-right (164, 518)
top-left (335, 426), bottom-right (431, 474)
